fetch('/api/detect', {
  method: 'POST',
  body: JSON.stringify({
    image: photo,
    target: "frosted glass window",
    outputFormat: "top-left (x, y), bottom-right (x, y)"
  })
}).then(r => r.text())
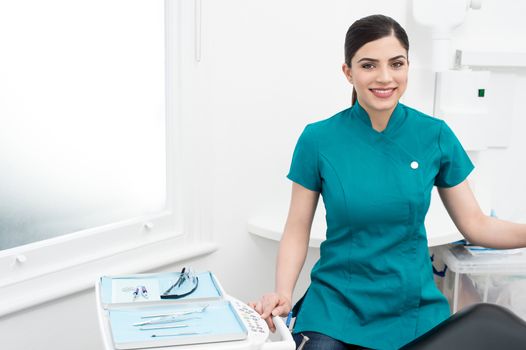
top-left (0, 1), bottom-right (166, 250)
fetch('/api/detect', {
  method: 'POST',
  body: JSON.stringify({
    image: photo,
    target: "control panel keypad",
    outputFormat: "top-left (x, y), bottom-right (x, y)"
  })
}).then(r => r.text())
top-left (233, 300), bottom-right (267, 334)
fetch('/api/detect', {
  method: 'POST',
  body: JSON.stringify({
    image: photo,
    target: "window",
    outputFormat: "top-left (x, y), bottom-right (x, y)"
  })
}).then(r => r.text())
top-left (0, 0), bottom-right (166, 251)
top-left (0, 0), bottom-right (215, 316)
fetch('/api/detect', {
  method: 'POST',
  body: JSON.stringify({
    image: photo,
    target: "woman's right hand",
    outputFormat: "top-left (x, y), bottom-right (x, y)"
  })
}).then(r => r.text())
top-left (248, 292), bottom-right (292, 332)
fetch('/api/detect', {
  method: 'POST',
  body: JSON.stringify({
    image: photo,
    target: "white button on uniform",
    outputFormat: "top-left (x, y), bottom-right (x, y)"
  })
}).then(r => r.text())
top-left (410, 161), bottom-right (419, 169)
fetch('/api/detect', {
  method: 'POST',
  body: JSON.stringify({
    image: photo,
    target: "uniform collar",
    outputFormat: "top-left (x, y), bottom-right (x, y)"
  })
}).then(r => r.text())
top-left (351, 100), bottom-right (405, 136)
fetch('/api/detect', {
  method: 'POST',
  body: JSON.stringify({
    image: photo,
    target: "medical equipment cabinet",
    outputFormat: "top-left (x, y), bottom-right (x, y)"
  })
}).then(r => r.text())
top-left (438, 245), bottom-right (526, 319)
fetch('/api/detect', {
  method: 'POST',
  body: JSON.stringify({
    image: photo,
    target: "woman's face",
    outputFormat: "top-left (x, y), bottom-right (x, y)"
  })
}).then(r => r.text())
top-left (343, 35), bottom-right (408, 116)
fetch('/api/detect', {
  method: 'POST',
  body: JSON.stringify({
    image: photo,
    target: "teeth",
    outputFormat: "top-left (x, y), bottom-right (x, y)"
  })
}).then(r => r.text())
top-left (370, 88), bottom-right (394, 96)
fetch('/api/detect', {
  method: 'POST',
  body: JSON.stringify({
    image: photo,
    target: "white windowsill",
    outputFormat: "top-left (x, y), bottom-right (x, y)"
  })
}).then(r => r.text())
top-left (248, 216), bottom-right (463, 248)
top-left (247, 214), bottom-right (325, 248)
top-left (0, 236), bottom-right (218, 317)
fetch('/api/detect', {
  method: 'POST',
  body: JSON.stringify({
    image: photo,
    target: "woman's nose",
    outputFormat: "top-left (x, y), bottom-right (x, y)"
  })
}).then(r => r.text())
top-left (375, 67), bottom-right (392, 83)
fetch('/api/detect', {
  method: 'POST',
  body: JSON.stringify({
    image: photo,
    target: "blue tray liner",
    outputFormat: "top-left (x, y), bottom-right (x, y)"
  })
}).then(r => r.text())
top-left (109, 300), bottom-right (247, 346)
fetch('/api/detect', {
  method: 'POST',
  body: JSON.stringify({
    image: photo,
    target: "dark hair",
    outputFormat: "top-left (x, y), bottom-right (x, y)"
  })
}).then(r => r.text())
top-left (344, 14), bottom-right (409, 105)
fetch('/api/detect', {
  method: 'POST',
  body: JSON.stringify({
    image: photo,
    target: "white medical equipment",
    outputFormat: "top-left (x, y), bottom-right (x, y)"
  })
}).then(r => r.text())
top-left (95, 271), bottom-right (295, 350)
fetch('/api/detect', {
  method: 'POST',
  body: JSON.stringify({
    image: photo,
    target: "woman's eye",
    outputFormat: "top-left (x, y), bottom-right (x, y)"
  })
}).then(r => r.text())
top-left (361, 63), bottom-right (374, 69)
top-left (392, 61), bottom-right (404, 68)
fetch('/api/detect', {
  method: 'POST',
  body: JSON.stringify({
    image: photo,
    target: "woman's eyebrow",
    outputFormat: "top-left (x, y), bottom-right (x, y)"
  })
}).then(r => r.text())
top-left (357, 57), bottom-right (379, 63)
top-left (357, 55), bottom-right (407, 63)
top-left (389, 55), bottom-right (407, 61)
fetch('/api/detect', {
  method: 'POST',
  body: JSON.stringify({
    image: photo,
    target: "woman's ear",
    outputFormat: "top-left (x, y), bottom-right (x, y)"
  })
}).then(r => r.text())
top-left (342, 63), bottom-right (353, 83)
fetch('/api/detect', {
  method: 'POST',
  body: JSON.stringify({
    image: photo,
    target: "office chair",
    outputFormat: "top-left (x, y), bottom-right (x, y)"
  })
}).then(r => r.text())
top-left (400, 303), bottom-right (526, 350)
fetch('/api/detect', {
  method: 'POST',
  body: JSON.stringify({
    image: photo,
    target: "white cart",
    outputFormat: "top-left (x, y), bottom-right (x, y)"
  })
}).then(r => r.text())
top-left (95, 275), bottom-right (295, 350)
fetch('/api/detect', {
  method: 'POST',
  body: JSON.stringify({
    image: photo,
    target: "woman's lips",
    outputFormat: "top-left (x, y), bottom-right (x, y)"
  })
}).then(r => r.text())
top-left (369, 88), bottom-right (396, 98)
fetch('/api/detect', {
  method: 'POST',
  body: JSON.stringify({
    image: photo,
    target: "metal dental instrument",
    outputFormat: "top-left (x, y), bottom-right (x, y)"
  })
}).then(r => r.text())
top-left (141, 304), bottom-right (208, 319)
top-left (133, 316), bottom-right (201, 327)
top-left (151, 331), bottom-right (209, 338)
top-left (139, 324), bottom-right (189, 331)
top-left (140, 285), bottom-right (148, 299)
top-left (133, 316), bottom-right (201, 326)
top-left (132, 287), bottom-right (140, 301)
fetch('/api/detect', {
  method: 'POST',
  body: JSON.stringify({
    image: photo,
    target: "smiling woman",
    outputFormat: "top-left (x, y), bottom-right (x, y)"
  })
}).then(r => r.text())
top-left (250, 13), bottom-right (526, 350)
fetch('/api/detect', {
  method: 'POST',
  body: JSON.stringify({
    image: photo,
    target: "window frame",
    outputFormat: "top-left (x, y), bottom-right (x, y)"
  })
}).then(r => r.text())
top-left (0, 0), bottom-right (216, 317)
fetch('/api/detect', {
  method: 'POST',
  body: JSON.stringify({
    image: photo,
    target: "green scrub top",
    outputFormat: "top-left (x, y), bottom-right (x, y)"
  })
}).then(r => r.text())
top-left (287, 101), bottom-right (474, 350)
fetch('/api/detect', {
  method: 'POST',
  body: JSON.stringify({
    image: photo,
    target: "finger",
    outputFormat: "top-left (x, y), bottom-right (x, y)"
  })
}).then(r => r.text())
top-left (261, 302), bottom-right (276, 319)
top-left (260, 301), bottom-right (271, 318)
top-left (265, 316), bottom-right (276, 332)
top-left (261, 295), bottom-right (278, 319)
top-left (260, 309), bottom-right (270, 319)
top-left (254, 301), bottom-right (263, 315)
top-left (271, 305), bottom-right (286, 317)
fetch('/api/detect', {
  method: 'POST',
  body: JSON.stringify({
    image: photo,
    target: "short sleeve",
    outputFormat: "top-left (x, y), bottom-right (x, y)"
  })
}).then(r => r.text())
top-left (434, 121), bottom-right (475, 188)
top-left (287, 125), bottom-right (322, 192)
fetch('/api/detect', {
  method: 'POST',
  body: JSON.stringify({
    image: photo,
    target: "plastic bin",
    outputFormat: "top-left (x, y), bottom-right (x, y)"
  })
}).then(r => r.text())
top-left (438, 244), bottom-right (526, 319)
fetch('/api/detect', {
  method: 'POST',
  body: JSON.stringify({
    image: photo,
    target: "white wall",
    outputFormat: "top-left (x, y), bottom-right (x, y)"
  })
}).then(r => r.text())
top-left (450, 0), bottom-right (526, 222)
top-left (2, 1), bottom-right (526, 349)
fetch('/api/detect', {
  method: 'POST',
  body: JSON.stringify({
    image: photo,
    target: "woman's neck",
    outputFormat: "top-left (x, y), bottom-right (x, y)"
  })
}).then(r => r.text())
top-left (363, 105), bottom-right (396, 132)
